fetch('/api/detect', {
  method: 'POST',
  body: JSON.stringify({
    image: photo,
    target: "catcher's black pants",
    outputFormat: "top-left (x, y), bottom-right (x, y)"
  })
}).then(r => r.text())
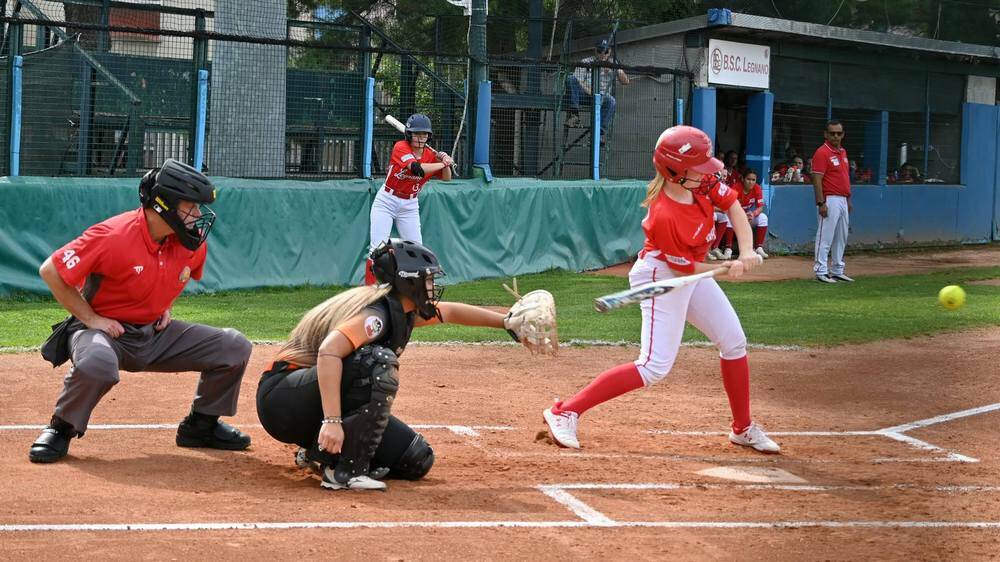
top-left (256, 362), bottom-right (415, 470)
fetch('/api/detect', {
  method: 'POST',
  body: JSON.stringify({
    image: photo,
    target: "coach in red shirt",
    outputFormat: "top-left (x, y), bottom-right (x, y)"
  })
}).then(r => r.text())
top-left (30, 160), bottom-right (253, 463)
top-left (811, 120), bottom-right (854, 283)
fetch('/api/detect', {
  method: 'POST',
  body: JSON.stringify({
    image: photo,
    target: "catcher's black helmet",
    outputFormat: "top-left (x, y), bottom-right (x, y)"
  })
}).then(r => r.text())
top-left (404, 114), bottom-right (433, 143)
top-left (370, 239), bottom-right (445, 320)
top-left (139, 159), bottom-right (217, 251)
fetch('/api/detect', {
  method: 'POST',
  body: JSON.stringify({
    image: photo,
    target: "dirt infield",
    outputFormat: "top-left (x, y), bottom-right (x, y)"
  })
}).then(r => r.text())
top-left (2, 328), bottom-right (1000, 560)
top-left (590, 244), bottom-right (1000, 282)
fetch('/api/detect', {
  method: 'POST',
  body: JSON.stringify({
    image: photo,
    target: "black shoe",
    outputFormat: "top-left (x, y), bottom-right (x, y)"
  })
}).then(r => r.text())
top-left (176, 418), bottom-right (251, 450)
top-left (29, 419), bottom-right (75, 463)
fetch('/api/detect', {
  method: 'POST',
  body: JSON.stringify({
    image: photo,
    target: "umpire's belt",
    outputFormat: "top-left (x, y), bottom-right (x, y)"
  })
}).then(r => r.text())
top-left (383, 186), bottom-right (418, 200)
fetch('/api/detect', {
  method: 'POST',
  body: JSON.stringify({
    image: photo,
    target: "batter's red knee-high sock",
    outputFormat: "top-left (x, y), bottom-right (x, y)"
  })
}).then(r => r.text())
top-left (720, 356), bottom-right (752, 434)
top-left (552, 363), bottom-right (644, 417)
top-left (754, 225), bottom-right (768, 249)
top-left (722, 228), bottom-right (735, 250)
top-left (712, 221), bottom-right (728, 250)
top-left (364, 259), bottom-right (376, 285)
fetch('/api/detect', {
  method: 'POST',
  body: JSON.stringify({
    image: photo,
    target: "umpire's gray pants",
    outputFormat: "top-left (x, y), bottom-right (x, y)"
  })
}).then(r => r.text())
top-left (53, 320), bottom-right (252, 433)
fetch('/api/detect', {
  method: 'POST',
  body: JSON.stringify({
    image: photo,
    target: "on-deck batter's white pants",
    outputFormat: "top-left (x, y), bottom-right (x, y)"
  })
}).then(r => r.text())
top-left (369, 188), bottom-right (423, 252)
top-left (629, 255), bottom-right (748, 386)
top-left (813, 195), bottom-right (849, 276)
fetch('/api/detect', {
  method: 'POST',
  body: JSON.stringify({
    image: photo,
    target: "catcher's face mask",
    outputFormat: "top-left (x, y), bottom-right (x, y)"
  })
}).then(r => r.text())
top-left (413, 270), bottom-right (445, 320)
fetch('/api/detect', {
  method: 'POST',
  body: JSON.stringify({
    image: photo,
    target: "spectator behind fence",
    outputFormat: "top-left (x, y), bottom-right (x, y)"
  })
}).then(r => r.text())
top-left (891, 162), bottom-right (922, 184)
top-left (721, 150), bottom-right (742, 186)
top-left (772, 156), bottom-right (807, 184)
top-left (564, 39), bottom-right (630, 144)
top-left (812, 120), bottom-right (854, 284)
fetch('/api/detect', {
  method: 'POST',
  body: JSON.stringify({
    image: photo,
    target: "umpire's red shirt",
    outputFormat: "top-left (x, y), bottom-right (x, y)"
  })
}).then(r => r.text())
top-left (50, 208), bottom-right (207, 325)
top-left (811, 142), bottom-right (851, 198)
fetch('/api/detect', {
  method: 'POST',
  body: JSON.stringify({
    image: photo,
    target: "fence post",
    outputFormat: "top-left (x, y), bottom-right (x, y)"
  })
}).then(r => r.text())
top-left (194, 70), bottom-right (209, 172)
top-left (359, 26), bottom-right (371, 177)
top-left (473, 80), bottom-right (493, 181)
top-left (10, 56), bottom-right (23, 176)
top-left (189, 10), bottom-right (208, 167)
top-left (592, 93), bottom-right (601, 181)
top-left (363, 77), bottom-right (374, 179)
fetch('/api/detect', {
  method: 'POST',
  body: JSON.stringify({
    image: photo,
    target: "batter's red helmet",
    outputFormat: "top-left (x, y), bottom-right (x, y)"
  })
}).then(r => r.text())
top-left (652, 126), bottom-right (723, 182)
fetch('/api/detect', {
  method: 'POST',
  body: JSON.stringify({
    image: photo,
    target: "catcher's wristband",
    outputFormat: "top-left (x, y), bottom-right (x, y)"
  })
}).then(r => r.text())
top-left (321, 416), bottom-right (343, 425)
top-left (504, 312), bottom-right (520, 343)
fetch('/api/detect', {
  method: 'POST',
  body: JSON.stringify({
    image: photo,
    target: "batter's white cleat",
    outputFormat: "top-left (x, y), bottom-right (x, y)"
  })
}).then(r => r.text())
top-left (729, 422), bottom-right (781, 453)
top-left (321, 467), bottom-right (387, 491)
top-left (755, 247), bottom-right (769, 259)
top-left (706, 250), bottom-right (719, 261)
top-left (722, 248), bottom-right (733, 260)
top-left (543, 407), bottom-right (581, 449)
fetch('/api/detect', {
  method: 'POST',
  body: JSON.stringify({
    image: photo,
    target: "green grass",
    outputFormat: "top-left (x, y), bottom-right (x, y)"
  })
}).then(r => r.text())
top-left (2, 268), bottom-right (999, 350)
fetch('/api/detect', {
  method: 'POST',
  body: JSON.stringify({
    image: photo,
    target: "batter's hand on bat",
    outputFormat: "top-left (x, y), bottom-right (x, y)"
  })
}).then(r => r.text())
top-left (438, 152), bottom-right (454, 167)
top-left (154, 309), bottom-right (172, 332)
top-left (86, 315), bottom-right (124, 338)
top-left (738, 250), bottom-right (762, 274)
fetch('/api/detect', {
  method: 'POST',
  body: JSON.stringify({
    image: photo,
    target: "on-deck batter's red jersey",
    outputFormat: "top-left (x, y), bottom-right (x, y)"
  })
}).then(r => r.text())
top-left (51, 208), bottom-right (207, 325)
top-left (641, 182), bottom-right (739, 274)
top-left (383, 140), bottom-right (442, 197)
top-left (811, 142), bottom-right (851, 198)
top-left (738, 182), bottom-right (764, 212)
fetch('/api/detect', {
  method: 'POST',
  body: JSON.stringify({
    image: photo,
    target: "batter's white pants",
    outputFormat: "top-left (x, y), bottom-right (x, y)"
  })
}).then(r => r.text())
top-left (369, 188), bottom-right (423, 252)
top-left (814, 195), bottom-right (849, 276)
top-left (629, 255), bottom-right (748, 386)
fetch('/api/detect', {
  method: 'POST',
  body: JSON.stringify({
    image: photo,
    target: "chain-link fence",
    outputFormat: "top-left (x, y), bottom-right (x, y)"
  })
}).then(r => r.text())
top-left (3, 4), bottom-right (691, 180)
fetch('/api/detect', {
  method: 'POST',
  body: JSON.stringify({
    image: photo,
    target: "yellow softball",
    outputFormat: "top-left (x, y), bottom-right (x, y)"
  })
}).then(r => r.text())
top-left (938, 285), bottom-right (966, 310)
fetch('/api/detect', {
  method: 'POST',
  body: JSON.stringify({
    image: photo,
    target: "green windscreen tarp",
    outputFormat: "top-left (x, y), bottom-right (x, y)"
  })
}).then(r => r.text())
top-left (0, 176), bottom-right (647, 295)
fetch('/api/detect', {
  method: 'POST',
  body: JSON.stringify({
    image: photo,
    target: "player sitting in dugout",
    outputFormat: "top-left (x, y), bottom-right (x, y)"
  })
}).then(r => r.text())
top-left (256, 239), bottom-right (558, 491)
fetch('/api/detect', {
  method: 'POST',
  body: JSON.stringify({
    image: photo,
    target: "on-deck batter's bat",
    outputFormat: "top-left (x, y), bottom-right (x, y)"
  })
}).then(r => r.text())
top-left (385, 114), bottom-right (458, 174)
top-left (594, 267), bottom-right (727, 312)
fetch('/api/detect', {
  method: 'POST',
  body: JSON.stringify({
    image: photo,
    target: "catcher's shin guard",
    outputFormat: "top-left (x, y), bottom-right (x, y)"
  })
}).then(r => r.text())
top-left (333, 346), bottom-right (400, 485)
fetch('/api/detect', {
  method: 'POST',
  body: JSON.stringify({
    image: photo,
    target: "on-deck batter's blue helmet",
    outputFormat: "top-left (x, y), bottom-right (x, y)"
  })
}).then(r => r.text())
top-left (404, 114), bottom-right (433, 142)
top-left (595, 39), bottom-right (611, 53)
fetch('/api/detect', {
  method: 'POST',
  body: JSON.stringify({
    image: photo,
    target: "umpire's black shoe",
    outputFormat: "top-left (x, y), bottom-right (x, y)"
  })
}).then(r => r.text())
top-left (29, 417), bottom-right (76, 463)
top-left (176, 418), bottom-right (251, 451)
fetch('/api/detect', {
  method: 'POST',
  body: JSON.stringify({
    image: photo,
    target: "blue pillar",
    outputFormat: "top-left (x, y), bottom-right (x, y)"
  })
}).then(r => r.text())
top-left (592, 93), bottom-right (601, 181)
top-left (675, 98), bottom-right (684, 126)
top-left (473, 80), bottom-right (493, 181)
top-left (362, 77), bottom-right (375, 178)
top-left (691, 87), bottom-right (716, 147)
top-left (9, 56), bottom-right (23, 176)
top-left (193, 69), bottom-right (208, 172)
top-left (745, 91), bottom-right (773, 192)
top-left (863, 111), bottom-right (888, 185)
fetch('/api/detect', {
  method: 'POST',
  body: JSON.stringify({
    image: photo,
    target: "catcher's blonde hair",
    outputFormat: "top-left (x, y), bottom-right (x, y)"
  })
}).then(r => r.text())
top-left (642, 173), bottom-right (666, 208)
top-left (276, 285), bottom-right (392, 367)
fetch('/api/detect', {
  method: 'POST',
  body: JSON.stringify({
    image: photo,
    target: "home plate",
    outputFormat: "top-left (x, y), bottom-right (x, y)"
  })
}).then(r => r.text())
top-left (696, 466), bottom-right (807, 483)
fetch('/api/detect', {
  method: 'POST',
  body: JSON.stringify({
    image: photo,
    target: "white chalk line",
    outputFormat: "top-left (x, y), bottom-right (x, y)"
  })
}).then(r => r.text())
top-left (0, 423), bottom-right (514, 438)
top-left (548, 482), bottom-right (1000, 493)
top-left (1, 518), bottom-right (997, 533)
top-left (649, 402), bottom-right (1000, 464)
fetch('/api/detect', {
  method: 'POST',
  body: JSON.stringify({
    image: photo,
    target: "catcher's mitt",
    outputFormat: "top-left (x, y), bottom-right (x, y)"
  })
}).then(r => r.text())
top-left (502, 278), bottom-right (558, 355)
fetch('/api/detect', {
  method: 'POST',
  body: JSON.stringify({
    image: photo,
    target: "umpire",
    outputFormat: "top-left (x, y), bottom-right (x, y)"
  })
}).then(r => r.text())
top-left (29, 159), bottom-right (253, 463)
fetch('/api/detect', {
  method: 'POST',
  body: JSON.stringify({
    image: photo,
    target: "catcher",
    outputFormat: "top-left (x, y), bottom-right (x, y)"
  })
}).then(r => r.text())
top-left (256, 239), bottom-right (556, 491)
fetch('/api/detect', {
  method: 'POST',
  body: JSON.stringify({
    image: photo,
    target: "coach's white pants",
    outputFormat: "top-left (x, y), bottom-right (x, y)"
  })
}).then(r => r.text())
top-left (369, 188), bottom-right (423, 252)
top-left (814, 195), bottom-right (849, 276)
top-left (629, 255), bottom-right (747, 386)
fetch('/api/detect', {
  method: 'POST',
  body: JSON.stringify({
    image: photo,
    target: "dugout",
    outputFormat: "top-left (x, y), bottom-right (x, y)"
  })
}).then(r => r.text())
top-left (574, 9), bottom-right (1000, 248)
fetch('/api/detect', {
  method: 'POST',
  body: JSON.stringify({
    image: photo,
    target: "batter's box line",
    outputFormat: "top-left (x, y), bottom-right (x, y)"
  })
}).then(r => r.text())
top-left (0, 423), bottom-right (515, 438)
top-left (649, 402), bottom-right (1000, 463)
top-left (536, 482), bottom-right (1000, 528)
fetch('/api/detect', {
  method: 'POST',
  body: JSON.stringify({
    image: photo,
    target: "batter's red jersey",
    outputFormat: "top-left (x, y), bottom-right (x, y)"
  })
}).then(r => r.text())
top-left (50, 208), bottom-right (207, 325)
top-left (641, 182), bottom-right (739, 274)
top-left (738, 182), bottom-right (764, 212)
top-left (383, 140), bottom-right (442, 197)
top-left (811, 142), bottom-right (851, 198)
